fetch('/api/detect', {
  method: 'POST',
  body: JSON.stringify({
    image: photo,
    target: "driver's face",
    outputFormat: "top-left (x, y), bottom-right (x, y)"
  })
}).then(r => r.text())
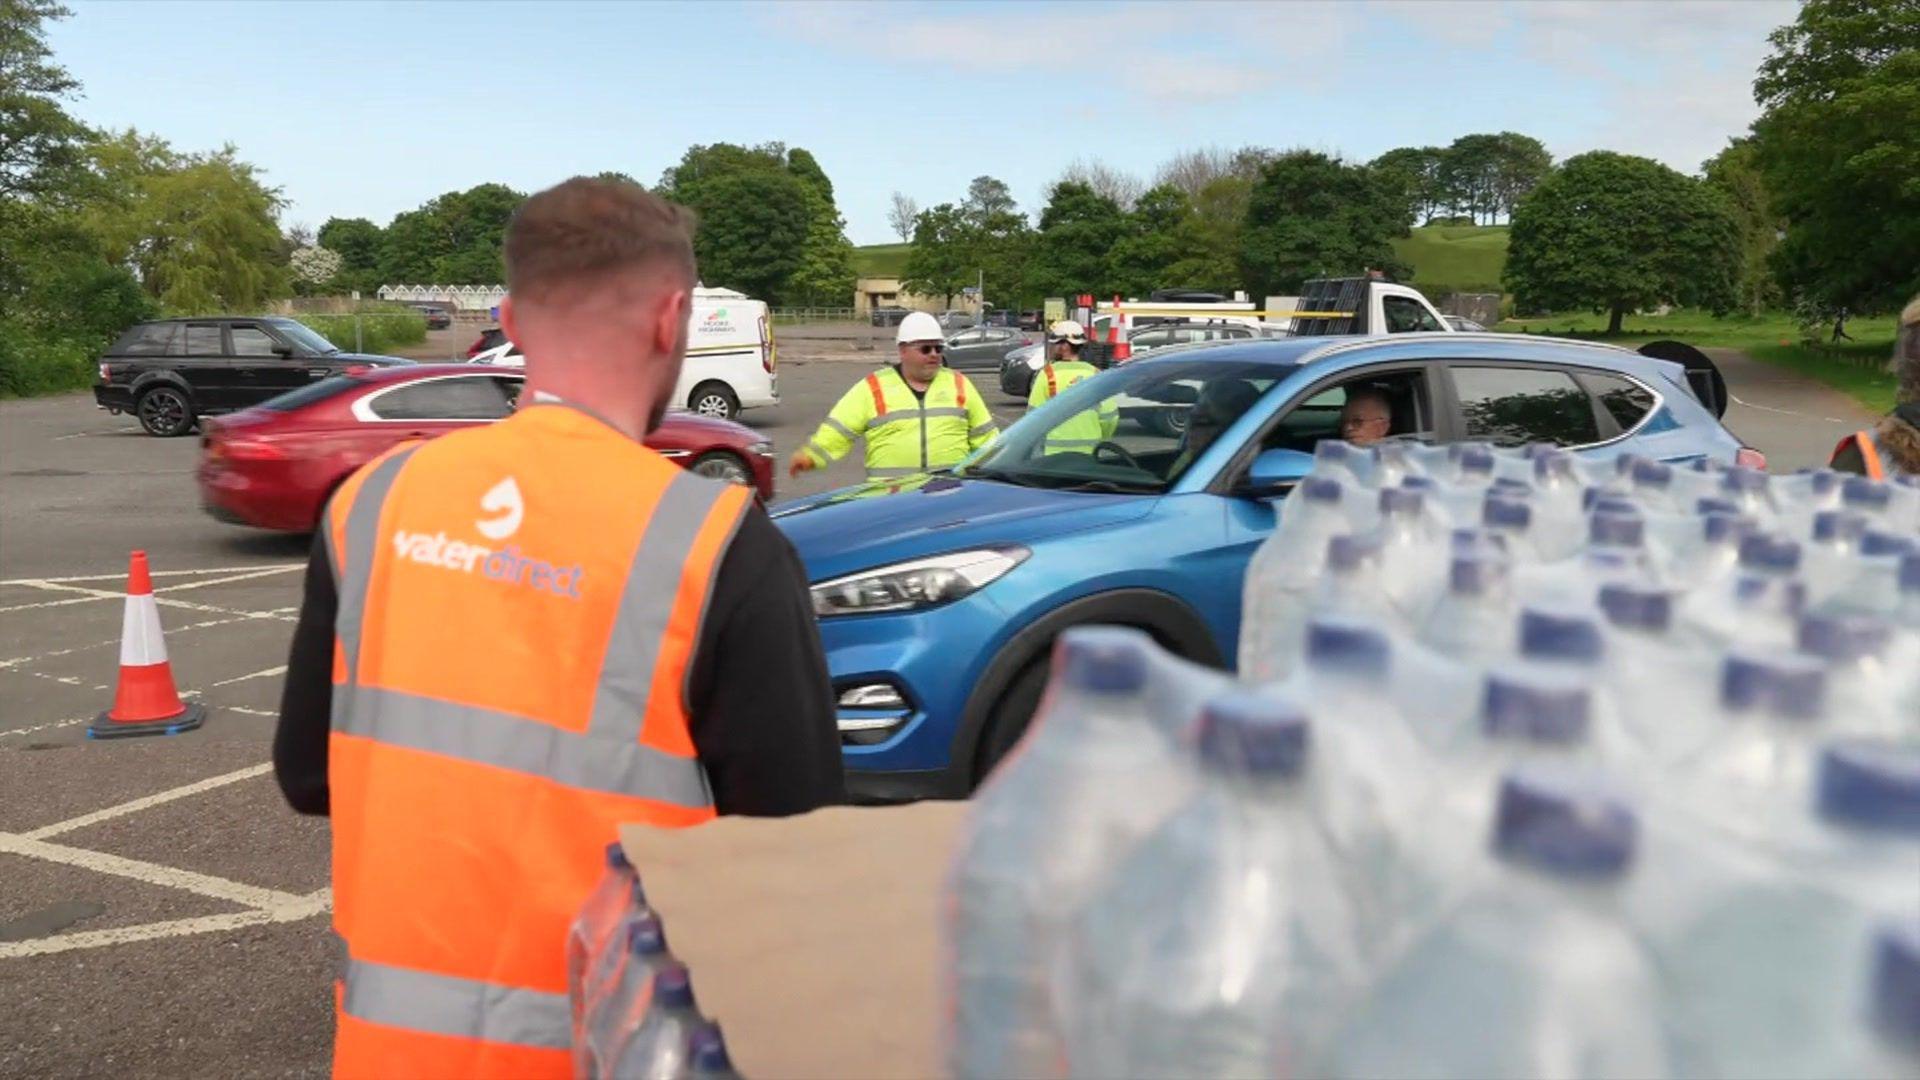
top-left (1340, 398), bottom-right (1392, 446)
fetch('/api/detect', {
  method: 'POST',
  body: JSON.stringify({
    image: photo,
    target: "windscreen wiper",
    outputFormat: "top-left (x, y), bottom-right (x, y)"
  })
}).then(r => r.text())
top-left (953, 465), bottom-right (1033, 487)
top-left (1050, 479), bottom-right (1162, 494)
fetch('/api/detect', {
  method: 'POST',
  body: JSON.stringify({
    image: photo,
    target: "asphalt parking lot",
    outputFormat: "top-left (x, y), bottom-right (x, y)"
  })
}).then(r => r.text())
top-left (0, 343), bottom-right (1876, 1077)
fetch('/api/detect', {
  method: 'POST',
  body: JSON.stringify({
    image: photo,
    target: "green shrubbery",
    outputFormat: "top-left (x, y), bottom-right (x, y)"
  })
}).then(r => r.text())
top-left (0, 321), bottom-right (100, 397)
top-left (295, 309), bottom-right (428, 355)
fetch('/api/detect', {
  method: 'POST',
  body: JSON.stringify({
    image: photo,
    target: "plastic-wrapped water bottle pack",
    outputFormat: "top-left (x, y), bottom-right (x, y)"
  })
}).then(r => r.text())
top-left (568, 842), bottom-right (742, 1080)
top-left (949, 443), bottom-right (1920, 1080)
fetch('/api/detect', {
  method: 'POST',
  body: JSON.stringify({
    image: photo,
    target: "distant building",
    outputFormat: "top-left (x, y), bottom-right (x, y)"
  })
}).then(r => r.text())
top-left (854, 277), bottom-right (983, 317)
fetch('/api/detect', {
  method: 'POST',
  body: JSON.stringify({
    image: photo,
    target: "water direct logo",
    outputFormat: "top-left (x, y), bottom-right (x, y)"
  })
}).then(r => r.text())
top-left (390, 475), bottom-right (584, 599)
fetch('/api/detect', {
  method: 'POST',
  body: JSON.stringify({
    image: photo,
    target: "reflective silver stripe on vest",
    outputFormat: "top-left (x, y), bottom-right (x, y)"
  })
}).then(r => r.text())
top-left (822, 417), bottom-right (856, 441)
top-left (868, 407), bottom-right (970, 429)
top-left (340, 957), bottom-right (570, 1050)
top-left (332, 448), bottom-right (418, 727)
top-left (866, 465), bottom-right (924, 479)
top-left (971, 422), bottom-right (998, 438)
top-left (337, 686), bottom-right (712, 807)
top-left (589, 472), bottom-right (730, 746)
top-left (805, 440), bottom-right (834, 464)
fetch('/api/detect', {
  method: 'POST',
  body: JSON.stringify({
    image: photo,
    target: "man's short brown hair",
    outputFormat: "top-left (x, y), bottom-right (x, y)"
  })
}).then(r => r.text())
top-left (504, 177), bottom-right (696, 303)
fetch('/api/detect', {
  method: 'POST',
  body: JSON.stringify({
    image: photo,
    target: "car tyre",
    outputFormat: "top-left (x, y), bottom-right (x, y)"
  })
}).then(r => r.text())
top-left (688, 382), bottom-right (740, 420)
top-left (688, 451), bottom-right (751, 487)
top-left (136, 385), bottom-right (196, 437)
top-left (971, 656), bottom-right (1051, 787)
top-left (1147, 407), bottom-right (1188, 438)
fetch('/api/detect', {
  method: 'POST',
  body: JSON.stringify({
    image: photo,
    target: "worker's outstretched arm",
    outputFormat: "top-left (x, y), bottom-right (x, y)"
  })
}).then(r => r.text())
top-left (790, 380), bottom-right (874, 475)
top-left (274, 532), bottom-right (335, 816)
top-left (686, 506), bottom-right (844, 815)
top-left (964, 375), bottom-right (999, 450)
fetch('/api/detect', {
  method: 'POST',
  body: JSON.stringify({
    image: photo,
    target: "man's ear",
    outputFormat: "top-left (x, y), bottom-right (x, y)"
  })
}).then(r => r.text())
top-left (499, 295), bottom-right (518, 344)
top-left (655, 288), bottom-right (690, 354)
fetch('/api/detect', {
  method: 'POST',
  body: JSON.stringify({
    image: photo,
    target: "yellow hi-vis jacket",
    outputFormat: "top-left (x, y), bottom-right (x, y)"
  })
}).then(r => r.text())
top-left (1027, 360), bottom-right (1117, 452)
top-left (802, 366), bottom-right (999, 480)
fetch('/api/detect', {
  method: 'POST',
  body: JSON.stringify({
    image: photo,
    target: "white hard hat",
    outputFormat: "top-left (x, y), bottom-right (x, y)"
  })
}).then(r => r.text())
top-left (896, 311), bottom-right (944, 345)
top-left (1049, 319), bottom-right (1086, 344)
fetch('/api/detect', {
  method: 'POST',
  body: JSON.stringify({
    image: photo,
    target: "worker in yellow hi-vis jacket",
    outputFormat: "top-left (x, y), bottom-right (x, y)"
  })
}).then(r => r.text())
top-left (1026, 319), bottom-right (1117, 454)
top-left (788, 311), bottom-right (998, 482)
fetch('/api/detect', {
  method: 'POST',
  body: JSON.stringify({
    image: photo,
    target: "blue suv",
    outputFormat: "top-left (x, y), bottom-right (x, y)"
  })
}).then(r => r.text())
top-left (772, 333), bottom-right (1748, 801)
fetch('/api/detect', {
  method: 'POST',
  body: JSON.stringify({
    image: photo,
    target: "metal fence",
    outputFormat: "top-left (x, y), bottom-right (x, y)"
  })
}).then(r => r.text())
top-left (770, 307), bottom-right (859, 325)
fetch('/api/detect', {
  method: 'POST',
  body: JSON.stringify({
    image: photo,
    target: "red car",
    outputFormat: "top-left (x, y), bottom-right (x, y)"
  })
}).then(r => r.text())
top-left (198, 364), bottom-right (775, 532)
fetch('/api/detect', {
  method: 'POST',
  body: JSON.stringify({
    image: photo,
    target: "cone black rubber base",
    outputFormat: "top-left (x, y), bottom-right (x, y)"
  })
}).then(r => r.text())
top-left (87, 702), bottom-right (207, 740)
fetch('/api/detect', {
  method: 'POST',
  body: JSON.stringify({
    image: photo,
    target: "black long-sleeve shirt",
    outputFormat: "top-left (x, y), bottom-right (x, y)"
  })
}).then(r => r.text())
top-left (274, 504), bottom-right (845, 817)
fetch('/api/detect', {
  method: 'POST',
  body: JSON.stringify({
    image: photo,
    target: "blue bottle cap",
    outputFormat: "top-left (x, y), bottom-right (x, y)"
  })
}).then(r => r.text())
top-left (1378, 486), bottom-right (1425, 517)
top-left (1482, 671), bottom-right (1591, 744)
top-left (627, 913), bottom-right (669, 956)
top-left (1315, 441), bottom-right (1353, 464)
top-left (1903, 552), bottom-right (1920, 594)
top-left (605, 840), bottom-right (632, 871)
top-left (690, 1021), bottom-right (735, 1074)
top-left (1861, 531), bottom-right (1917, 558)
top-left (1532, 451), bottom-right (1575, 484)
top-left (1612, 453), bottom-right (1647, 478)
top-left (1630, 459), bottom-right (1673, 488)
top-left (1723, 468), bottom-right (1770, 495)
top-left (1326, 532), bottom-right (1382, 573)
top-left (1484, 496), bottom-right (1532, 530)
top-left (1456, 444), bottom-right (1496, 474)
top-left (1721, 650), bottom-right (1826, 719)
top-left (1871, 920), bottom-right (1920, 1046)
top-left (1817, 741), bottom-right (1920, 833)
top-left (1694, 496), bottom-right (1741, 517)
top-left (1523, 442), bottom-right (1559, 460)
top-left (1701, 512), bottom-right (1752, 546)
top-left (651, 962), bottom-right (698, 1010)
top-left (1450, 554), bottom-right (1508, 596)
top-left (1056, 627), bottom-right (1150, 693)
top-left (1588, 511), bottom-right (1645, 547)
top-left (1299, 476), bottom-right (1343, 504)
top-left (1798, 468), bottom-right (1844, 496)
top-left (1305, 616), bottom-right (1391, 677)
top-left (1520, 606), bottom-right (1605, 663)
top-left (1401, 475), bottom-right (1440, 492)
top-left (1194, 692), bottom-right (1311, 777)
top-left (1811, 510), bottom-right (1868, 545)
top-left (1843, 475), bottom-right (1893, 509)
top-left (1582, 487), bottom-right (1633, 513)
top-left (1489, 476), bottom-right (1534, 497)
top-left (1493, 765), bottom-right (1637, 878)
top-left (1798, 613), bottom-right (1893, 663)
top-left (1375, 443), bottom-right (1414, 469)
top-left (1452, 528), bottom-right (1510, 559)
top-left (1738, 534), bottom-right (1802, 573)
top-left (1599, 583), bottom-right (1672, 632)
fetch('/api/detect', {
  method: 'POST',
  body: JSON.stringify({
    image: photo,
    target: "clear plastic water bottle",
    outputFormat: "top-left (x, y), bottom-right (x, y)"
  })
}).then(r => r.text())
top-left (1057, 694), bottom-right (1369, 1080)
top-left (1419, 553), bottom-right (1516, 668)
top-left (1241, 479), bottom-right (1354, 679)
top-left (1898, 553), bottom-right (1920, 633)
top-left (1375, 487), bottom-right (1450, 620)
top-left (1720, 467), bottom-right (1780, 522)
top-left (1824, 534), bottom-right (1920, 621)
top-left (1804, 510), bottom-right (1870, 604)
top-left (685, 1020), bottom-right (742, 1080)
top-left (1683, 533), bottom-right (1808, 649)
top-left (609, 962), bottom-right (704, 1080)
top-left (1481, 495), bottom-right (1540, 563)
top-left (950, 628), bottom-right (1206, 1080)
top-left (1776, 468), bottom-right (1847, 538)
top-left (1325, 765), bottom-right (1669, 1080)
top-left (571, 842), bottom-right (648, 1062)
top-left (1247, 534), bottom-right (1402, 684)
top-left (585, 914), bottom-right (674, 1079)
top-left (1859, 920), bottom-right (1920, 1077)
top-left (1596, 582), bottom-right (1717, 764)
top-left (1796, 613), bottom-right (1915, 736)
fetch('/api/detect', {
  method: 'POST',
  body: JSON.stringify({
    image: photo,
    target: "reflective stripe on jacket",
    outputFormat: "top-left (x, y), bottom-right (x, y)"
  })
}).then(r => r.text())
top-left (1026, 359), bottom-right (1116, 452)
top-left (801, 366), bottom-right (998, 479)
top-left (322, 405), bottom-right (748, 1078)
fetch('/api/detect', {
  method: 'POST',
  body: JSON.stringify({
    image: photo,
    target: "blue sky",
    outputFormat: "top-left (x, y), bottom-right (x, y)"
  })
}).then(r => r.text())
top-left (49, 0), bottom-right (1797, 246)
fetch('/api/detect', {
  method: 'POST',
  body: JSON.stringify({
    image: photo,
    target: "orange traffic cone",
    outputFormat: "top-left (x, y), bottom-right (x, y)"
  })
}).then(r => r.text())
top-left (1109, 296), bottom-right (1131, 364)
top-left (88, 551), bottom-right (206, 739)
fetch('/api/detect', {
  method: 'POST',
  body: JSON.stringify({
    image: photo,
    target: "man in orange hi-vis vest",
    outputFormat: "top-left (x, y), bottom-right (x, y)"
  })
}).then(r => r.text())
top-left (273, 177), bottom-right (843, 1078)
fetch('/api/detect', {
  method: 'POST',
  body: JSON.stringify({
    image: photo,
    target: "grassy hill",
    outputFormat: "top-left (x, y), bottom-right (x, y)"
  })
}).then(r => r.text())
top-left (851, 243), bottom-right (911, 278)
top-left (1391, 224), bottom-right (1510, 296)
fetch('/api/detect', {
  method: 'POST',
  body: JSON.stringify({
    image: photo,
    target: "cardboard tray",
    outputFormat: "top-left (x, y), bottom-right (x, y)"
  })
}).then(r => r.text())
top-left (620, 802), bottom-right (969, 1078)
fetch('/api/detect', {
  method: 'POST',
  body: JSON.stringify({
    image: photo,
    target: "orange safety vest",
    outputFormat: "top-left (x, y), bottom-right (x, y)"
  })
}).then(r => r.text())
top-left (322, 404), bottom-right (748, 1079)
top-left (1833, 430), bottom-right (1887, 480)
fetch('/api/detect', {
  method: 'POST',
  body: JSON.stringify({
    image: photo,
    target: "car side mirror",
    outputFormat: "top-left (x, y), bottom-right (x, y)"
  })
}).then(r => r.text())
top-left (272, 342), bottom-right (293, 356)
top-left (1243, 448), bottom-right (1315, 499)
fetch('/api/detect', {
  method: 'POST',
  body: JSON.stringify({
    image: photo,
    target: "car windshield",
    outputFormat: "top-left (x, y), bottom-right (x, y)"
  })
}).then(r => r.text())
top-left (269, 319), bottom-right (341, 355)
top-left (955, 357), bottom-right (1284, 493)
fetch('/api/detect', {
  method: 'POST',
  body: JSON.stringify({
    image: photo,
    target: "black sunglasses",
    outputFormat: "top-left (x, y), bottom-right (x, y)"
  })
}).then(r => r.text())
top-left (911, 343), bottom-right (945, 355)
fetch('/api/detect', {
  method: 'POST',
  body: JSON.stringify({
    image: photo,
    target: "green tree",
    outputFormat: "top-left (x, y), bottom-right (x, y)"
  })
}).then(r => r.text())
top-left (1370, 146), bottom-right (1448, 225)
top-left (782, 148), bottom-right (856, 306)
top-left (1504, 151), bottom-right (1740, 333)
top-left (1751, 0), bottom-right (1920, 316)
top-left (957, 175), bottom-right (1033, 307)
top-left (1438, 133), bottom-right (1505, 225)
top-left (900, 202), bottom-right (972, 307)
top-left (1107, 183), bottom-right (1193, 296)
top-left (962, 175), bottom-right (1017, 220)
top-left (687, 168), bottom-right (810, 298)
top-left (1701, 138), bottom-right (1783, 316)
top-left (372, 184), bottom-right (524, 284)
top-left (1489, 132), bottom-right (1553, 221)
top-left (318, 215), bottom-right (384, 292)
top-left (1029, 180), bottom-right (1126, 299)
top-left (0, 0), bottom-right (88, 200)
top-left (1237, 151), bottom-right (1411, 299)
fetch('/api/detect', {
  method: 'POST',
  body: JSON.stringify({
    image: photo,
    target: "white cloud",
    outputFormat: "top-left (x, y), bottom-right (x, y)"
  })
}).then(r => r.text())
top-left (1131, 63), bottom-right (1278, 106)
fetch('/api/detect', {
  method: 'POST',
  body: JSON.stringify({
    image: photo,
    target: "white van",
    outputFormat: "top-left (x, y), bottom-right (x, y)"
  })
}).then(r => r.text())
top-left (471, 287), bottom-right (777, 420)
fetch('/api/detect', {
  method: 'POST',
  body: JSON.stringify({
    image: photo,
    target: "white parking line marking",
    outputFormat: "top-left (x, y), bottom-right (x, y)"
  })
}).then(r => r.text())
top-left (0, 832), bottom-right (306, 910)
top-left (0, 563), bottom-right (302, 586)
top-left (212, 665), bottom-right (285, 687)
top-left (0, 713), bottom-right (90, 739)
top-left (1727, 392), bottom-right (1847, 425)
top-left (24, 764), bottom-right (274, 841)
top-left (0, 611), bottom-right (287, 670)
top-left (0, 889), bottom-right (330, 959)
top-left (0, 567), bottom-right (303, 616)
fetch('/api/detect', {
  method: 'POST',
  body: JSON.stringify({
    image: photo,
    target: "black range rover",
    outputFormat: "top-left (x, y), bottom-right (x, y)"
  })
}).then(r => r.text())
top-left (94, 317), bottom-right (411, 435)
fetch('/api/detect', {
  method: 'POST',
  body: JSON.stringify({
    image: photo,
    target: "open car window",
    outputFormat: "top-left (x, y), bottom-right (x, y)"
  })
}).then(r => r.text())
top-left (1257, 369), bottom-right (1435, 454)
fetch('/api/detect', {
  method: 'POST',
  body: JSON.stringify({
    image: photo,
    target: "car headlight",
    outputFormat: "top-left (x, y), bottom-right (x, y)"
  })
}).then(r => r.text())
top-left (811, 547), bottom-right (1029, 616)
top-left (1025, 353), bottom-right (1045, 370)
top-left (748, 440), bottom-right (773, 457)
